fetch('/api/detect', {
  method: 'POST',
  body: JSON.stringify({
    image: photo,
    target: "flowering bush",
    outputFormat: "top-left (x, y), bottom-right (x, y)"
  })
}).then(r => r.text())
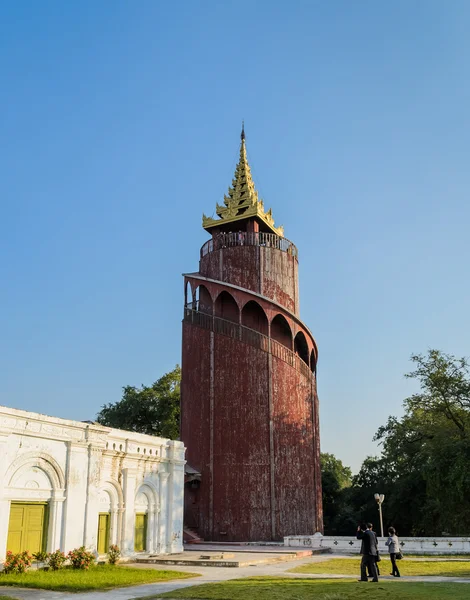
top-left (3, 550), bottom-right (33, 574)
top-left (107, 544), bottom-right (121, 565)
top-left (48, 550), bottom-right (67, 571)
top-left (67, 546), bottom-right (95, 570)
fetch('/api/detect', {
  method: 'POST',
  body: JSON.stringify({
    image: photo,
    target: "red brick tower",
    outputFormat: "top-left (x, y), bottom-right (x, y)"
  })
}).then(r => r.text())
top-left (181, 126), bottom-right (323, 541)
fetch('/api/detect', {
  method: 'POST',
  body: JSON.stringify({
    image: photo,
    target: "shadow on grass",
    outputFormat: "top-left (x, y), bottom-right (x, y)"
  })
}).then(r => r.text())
top-left (136, 577), bottom-right (470, 600)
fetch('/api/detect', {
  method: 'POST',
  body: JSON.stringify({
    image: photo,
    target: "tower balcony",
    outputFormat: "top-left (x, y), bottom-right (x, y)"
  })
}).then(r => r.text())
top-left (183, 306), bottom-right (314, 380)
top-left (200, 231), bottom-right (298, 260)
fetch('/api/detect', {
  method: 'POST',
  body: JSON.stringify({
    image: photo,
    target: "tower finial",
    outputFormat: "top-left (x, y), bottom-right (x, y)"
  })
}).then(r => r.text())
top-left (241, 120), bottom-right (245, 141)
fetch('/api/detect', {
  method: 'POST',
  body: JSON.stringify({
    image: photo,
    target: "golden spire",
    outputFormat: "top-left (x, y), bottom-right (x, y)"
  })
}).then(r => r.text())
top-left (202, 125), bottom-right (284, 236)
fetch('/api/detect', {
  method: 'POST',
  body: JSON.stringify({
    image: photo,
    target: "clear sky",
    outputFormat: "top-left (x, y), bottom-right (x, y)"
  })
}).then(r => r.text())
top-left (1, 1), bottom-right (469, 472)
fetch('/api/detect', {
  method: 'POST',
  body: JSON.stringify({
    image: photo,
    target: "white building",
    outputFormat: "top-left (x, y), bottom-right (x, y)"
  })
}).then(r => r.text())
top-left (0, 405), bottom-right (185, 562)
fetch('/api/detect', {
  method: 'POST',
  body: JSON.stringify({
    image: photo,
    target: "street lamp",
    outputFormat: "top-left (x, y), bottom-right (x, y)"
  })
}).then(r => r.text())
top-left (374, 493), bottom-right (385, 537)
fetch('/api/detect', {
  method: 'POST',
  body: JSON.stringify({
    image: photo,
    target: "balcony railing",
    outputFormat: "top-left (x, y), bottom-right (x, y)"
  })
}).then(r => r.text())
top-left (183, 308), bottom-right (313, 380)
top-left (200, 232), bottom-right (298, 259)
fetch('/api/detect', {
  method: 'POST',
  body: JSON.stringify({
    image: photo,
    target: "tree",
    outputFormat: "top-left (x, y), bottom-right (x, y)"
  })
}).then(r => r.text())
top-left (321, 453), bottom-right (356, 534)
top-left (372, 350), bottom-right (470, 535)
top-left (96, 366), bottom-right (181, 440)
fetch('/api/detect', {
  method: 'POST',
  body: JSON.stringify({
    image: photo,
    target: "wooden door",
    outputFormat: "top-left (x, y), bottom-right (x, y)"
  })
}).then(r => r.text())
top-left (97, 513), bottom-right (110, 554)
top-left (134, 513), bottom-right (148, 552)
top-left (7, 503), bottom-right (47, 554)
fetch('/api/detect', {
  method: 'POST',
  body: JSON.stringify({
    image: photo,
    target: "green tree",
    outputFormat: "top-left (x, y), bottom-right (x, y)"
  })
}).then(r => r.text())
top-left (372, 350), bottom-right (470, 535)
top-left (96, 365), bottom-right (181, 440)
top-left (321, 453), bottom-right (356, 534)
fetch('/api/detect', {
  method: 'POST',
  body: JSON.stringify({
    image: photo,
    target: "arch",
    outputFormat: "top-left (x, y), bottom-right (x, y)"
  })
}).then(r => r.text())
top-left (271, 314), bottom-right (293, 349)
top-left (6, 452), bottom-right (65, 491)
top-left (98, 479), bottom-right (123, 509)
top-left (214, 290), bottom-right (239, 323)
top-left (310, 349), bottom-right (316, 373)
top-left (195, 284), bottom-right (213, 315)
top-left (241, 300), bottom-right (268, 335)
top-left (294, 331), bottom-right (309, 365)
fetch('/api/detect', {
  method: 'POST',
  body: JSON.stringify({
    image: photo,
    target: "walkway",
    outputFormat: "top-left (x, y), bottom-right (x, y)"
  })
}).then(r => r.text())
top-left (1, 552), bottom-right (470, 600)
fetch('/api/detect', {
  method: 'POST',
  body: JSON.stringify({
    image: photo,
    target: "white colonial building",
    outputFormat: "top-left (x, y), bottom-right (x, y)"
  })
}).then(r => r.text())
top-left (0, 405), bottom-right (185, 562)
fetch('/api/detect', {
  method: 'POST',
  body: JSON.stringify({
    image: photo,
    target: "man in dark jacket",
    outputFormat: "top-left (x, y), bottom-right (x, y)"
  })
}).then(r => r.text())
top-left (356, 523), bottom-right (379, 582)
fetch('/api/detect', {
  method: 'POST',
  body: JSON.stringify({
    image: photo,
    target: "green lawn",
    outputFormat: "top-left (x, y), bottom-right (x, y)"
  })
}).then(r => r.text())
top-left (0, 564), bottom-right (199, 592)
top-left (144, 577), bottom-right (470, 599)
top-left (0, 596), bottom-right (20, 600)
top-left (289, 558), bottom-right (470, 577)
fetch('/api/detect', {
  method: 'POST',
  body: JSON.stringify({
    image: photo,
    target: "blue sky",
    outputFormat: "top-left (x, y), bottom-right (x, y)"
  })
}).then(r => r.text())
top-left (1, 1), bottom-right (469, 472)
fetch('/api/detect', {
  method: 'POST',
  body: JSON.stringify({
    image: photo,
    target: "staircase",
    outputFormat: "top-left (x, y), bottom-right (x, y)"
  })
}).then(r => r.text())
top-left (183, 526), bottom-right (203, 544)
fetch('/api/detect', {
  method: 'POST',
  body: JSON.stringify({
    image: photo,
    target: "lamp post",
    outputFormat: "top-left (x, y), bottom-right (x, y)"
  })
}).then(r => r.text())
top-left (374, 493), bottom-right (385, 537)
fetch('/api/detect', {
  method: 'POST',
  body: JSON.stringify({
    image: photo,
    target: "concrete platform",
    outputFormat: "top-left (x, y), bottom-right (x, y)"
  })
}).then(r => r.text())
top-left (135, 545), bottom-right (317, 567)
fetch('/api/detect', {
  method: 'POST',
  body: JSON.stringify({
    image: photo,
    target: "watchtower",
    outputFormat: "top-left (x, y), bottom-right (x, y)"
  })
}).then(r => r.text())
top-left (181, 127), bottom-right (323, 541)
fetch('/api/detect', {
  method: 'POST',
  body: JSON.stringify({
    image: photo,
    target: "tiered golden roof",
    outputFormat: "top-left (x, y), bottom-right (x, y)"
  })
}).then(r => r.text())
top-left (202, 126), bottom-right (283, 236)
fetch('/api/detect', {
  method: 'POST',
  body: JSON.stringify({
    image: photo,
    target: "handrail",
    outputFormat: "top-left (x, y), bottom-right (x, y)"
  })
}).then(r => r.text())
top-left (183, 308), bottom-right (313, 380)
top-left (200, 232), bottom-right (298, 259)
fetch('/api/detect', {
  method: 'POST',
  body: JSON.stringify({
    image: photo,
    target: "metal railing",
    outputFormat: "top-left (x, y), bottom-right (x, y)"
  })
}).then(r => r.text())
top-left (200, 232), bottom-right (298, 259)
top-left (183, 308), bottom-right (312, 379)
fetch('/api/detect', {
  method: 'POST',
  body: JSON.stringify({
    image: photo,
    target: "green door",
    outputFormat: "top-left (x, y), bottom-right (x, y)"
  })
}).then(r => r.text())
top-left (97, 513), bottom-right (110, 554)
top-left (134, 513), bottom-right (148, 552)
top-left (7, 503), bottom-right (47, 554)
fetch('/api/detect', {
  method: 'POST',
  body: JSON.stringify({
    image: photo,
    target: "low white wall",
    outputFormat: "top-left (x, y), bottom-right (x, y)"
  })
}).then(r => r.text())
top-left (284, 534), bottom-right (470, 555)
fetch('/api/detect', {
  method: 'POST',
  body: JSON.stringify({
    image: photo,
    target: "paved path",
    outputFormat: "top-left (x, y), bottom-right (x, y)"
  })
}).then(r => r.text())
top-left (1, 553), bottom-right (470, 600)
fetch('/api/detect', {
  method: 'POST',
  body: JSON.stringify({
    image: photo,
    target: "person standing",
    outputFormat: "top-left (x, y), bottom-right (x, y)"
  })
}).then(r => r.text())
top-left (356, 523), bottom-right (379, 582)
top-left (386, 527), bottom-right (401, 577)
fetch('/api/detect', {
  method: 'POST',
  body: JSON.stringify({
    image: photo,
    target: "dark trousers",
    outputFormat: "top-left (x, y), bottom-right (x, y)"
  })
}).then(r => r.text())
top-left (360, 555), bottom-right (378, 581)
top-left (390, 553), bottom-right (400, 576)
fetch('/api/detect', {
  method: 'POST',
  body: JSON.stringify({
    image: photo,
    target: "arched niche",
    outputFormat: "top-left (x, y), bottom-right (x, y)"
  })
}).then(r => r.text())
top-left (271, 314), bottom-right (293, 349)
top-left (195, 285), bottom-right (213, 315)
top-left (241, 300), bottom-right (268, 335)
top-left (310, 349), bottom-right (316, 373)
top-left (214, 291), bottom-right (239, 323)
top-left (294, 331), bottom-right (309, 365)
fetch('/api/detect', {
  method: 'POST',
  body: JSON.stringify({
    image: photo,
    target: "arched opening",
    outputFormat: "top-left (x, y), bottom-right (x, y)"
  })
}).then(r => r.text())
top-left (310, 349), bottom-right (316, 373)
top-left (214, 291), bottom-right (239, 323)
top-left (185, 281), bottom-right (191, 307)
top-left (97, 489), bottom-right (112, 555)
top-left (5, 453), bottom-right (66, 555)
top-left (294, 331), bottom-right (309, 365)
top-left (195, 285), bottom-right (213, 315)
top-left (241, 301), bottom-right (268, 335)
top-left (96, 480), bottom-right (123, 554)
top-left (271, 314), bottom-right (292, 349)
top-left (134, 489), bottom-right (150, 553)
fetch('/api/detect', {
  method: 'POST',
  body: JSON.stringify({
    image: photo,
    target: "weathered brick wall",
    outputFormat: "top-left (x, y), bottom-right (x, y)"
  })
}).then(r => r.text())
top-left (272, 359), bottom-right (318, 537)
top-left (200, 246), bottom-right (298, 315)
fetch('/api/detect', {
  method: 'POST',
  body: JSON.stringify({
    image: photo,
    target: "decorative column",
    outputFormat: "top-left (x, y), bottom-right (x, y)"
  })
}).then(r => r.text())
top-left (121, 468), bottom-right (137, 556)
top-left (48, 490), bottom-right (66, 551)
top-left (83, 446), bottom-right (103, 549)
top-left (158, 471), bottom-right (170, 554)
top-left (167, 442), bottom-right (185, 553)
top-left (148, 501), bottom-right (156, 553)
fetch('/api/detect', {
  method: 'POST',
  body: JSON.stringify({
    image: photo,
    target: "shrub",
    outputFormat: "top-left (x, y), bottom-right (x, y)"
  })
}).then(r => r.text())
top-left (32, 551), bottom-right (49, 563)
top-left (3, 550), bottom-right (33, 574)
top-left (67, 547), bottom-right (95, 570)
top-left (107, 544), bottom-right (121, 565)
top-left (48, 550), bottom-right (67, 571)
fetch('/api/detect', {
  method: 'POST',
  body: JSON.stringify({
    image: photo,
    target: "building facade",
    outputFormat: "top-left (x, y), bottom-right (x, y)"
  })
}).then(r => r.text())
top-left (0, 405), bottom-right (185, 561)
top-left (181, 127), bottom-right (323, 542)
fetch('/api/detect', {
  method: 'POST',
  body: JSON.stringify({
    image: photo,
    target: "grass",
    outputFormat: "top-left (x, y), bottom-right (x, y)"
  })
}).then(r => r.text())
top-left (142, 577), bottom-right (470, 599)
top-left (289, 558), bottom-right (470, 577)
top-left (0, 596), bottom-right (20, 600)
top-left (0, 564), bottom-right (199, 592)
